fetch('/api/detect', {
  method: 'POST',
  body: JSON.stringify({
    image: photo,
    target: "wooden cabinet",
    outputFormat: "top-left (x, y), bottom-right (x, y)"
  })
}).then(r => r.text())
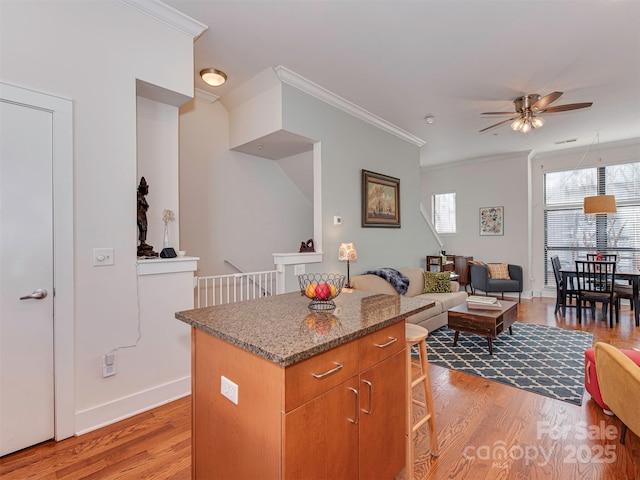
top-left (284, 321), bottom-right (405, 479)
top-left (192, 321), bottom-right (406, 479)
top-left (426, 255), bottom-right (455, 272)
top-left (358, 349), bottom-right (406, 480)
top-left (454, 255), bottom-right (473, 287)
top-left (426, 255), bottom-right (474, 288)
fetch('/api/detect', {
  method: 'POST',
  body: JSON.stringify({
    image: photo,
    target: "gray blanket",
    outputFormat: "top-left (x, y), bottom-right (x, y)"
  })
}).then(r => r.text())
top-left (362, 268), bottom-right (410, 295)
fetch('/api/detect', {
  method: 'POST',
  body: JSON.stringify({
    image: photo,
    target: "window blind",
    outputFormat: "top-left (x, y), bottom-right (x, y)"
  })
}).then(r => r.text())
top-left (544, 162), bottom-right (640, 286)
top-left (432, 192), bottom-right (456, 234)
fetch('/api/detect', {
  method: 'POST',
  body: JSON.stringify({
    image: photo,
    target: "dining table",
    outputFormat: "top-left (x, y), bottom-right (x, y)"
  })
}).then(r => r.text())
top-left (560, 266), bottom-right (640, 327)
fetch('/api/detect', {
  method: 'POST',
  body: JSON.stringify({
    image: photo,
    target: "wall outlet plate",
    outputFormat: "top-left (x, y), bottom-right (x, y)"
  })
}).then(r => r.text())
top-left (221, 375), bottom-right (238, 405)
top-left (102, 353), bottom-right (116, 377)
top-left (294, 264), bottom-right (305, 276)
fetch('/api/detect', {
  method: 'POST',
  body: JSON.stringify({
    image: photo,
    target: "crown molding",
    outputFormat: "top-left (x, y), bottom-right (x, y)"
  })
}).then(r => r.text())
top-left (421, 150), bottom-right (531, 171)
top-left (274, 66), bottom-right (425, 148)
top-left (194, 88), bottom-right (220, 104)
top-left (119, 0), bottom-right (208, 40)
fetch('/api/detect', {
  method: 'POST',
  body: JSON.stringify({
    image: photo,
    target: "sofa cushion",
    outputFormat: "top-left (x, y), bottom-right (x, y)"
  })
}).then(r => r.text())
top-left (400, 268), bottom-right (429, 297)
top-left (418, 291), bottom-right (468, 311)
top-left (350, 274), bottom-right (399, 296)
top-left (423, 271), bottom-right (451, 293)
top-left (488, 263), bottom-right (511, 279)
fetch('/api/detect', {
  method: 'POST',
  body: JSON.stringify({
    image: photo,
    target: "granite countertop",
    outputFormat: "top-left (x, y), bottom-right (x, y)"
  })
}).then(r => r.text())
top-left (175, 290), bottom-right (434, 367)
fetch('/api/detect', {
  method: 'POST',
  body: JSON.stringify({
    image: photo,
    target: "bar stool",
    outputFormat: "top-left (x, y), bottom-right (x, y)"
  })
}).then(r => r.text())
top-left (405, 323), bottom-right (439, 479)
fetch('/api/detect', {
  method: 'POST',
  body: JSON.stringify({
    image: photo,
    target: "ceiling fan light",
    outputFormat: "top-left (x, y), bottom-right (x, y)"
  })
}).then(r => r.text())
top-left (521, 120), bottom-right (532, 134)
top-left (511, 117), bottom-right (525, 131)
top-left (531, 116), bottom-right (545, 128)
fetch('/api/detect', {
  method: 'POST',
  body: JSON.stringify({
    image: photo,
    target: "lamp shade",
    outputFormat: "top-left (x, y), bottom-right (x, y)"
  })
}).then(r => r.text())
top-left (338, 242), bottom-right (357, 261)
top-left (583, 195), bottom-right (617, 214)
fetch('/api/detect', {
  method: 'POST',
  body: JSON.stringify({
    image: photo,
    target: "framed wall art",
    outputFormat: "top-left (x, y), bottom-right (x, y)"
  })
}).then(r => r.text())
top-left (361, 169), bottom-right (400, 228)
top-left (479, 206), bottom-right (504, 236)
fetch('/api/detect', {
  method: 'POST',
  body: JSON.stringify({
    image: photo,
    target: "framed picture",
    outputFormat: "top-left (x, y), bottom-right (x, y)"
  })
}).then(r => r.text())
top-left (362, 169), bottom-right (400, 228)
top-left (479, 206), bottom-right (504, 236)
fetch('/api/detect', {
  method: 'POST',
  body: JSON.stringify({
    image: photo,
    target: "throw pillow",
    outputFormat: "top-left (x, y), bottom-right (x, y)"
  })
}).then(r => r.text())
top-left (469, 260), bottom-right (487, 266)
top-left (488, 263), bottom-right (511, 279)
top-left (423, 271), bottom-right (451, 293)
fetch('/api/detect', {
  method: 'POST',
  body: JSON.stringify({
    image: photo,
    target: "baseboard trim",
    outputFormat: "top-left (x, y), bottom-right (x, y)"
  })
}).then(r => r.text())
top-left (75, 376), bottom-right (191, 435)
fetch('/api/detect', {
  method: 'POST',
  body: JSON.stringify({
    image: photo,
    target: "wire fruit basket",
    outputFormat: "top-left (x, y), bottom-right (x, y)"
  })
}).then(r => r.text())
top-left (298, 273), bottom-right (345, 311)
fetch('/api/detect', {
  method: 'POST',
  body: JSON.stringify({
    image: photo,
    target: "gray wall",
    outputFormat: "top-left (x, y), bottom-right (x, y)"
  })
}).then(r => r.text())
top-left (421, 152), bottom-right (531, 295)
top-left (282, 84), bottom-right (439, 278)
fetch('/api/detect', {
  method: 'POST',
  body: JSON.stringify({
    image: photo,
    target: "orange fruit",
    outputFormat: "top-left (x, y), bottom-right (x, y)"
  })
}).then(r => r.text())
top-left (305, 283), bottom-right (318, 298)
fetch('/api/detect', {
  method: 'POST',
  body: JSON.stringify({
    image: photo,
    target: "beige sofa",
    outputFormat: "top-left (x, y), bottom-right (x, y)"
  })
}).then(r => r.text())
top-left (350, 267), bottom-right (468, 333)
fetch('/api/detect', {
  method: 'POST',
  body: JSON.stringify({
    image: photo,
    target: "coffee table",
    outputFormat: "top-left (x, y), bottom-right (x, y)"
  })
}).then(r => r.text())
top-left (447, 300), bottom-right (518, 354)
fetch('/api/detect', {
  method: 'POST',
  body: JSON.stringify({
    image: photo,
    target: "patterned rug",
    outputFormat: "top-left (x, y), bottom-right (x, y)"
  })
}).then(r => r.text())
top-left (416, 322), bottom-right (593, 406)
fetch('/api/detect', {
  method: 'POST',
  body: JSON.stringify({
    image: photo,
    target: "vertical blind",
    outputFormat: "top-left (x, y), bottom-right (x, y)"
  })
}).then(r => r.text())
top-left (544, 161), bottom-right (640, 285)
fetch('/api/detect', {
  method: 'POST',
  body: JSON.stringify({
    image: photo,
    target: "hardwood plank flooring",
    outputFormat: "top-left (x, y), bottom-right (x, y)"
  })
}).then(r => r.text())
top-left (1, 297), bottom-right (638, 479)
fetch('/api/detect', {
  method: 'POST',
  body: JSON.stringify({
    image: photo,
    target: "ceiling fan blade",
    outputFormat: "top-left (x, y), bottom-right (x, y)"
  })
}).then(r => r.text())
top-left (479, 117), bottom-right (518, 133)
top-left (539, 102), bottom-right (593, 113)
top-left (481, 111), bottom-right (519, 115)
top-left (532, 91), bottom-right (563, 111)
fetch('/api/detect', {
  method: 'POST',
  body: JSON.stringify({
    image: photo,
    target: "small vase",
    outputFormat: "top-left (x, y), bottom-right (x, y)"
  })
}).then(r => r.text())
top-left (163, 224), bottom-right (170, 249)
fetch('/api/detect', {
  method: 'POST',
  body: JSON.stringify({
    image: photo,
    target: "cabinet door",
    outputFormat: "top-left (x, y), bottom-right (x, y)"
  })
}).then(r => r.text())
top-left (283, 377), bottom-right (359, 480)
top-left (359, 350), bottom-right (406, 480)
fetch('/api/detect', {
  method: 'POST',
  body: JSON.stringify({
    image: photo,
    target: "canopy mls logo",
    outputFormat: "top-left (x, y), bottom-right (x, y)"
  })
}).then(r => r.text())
top-left (461, 421), bottom-right (619, 467)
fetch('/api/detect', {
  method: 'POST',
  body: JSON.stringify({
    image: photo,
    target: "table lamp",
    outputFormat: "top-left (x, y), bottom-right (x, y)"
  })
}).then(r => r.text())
top-left (338, 242), bottom-right (357, 288)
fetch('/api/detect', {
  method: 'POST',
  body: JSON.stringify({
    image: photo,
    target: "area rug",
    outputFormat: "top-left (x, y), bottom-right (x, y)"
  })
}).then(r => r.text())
top-left (416, 322), bottom-right (593, 406)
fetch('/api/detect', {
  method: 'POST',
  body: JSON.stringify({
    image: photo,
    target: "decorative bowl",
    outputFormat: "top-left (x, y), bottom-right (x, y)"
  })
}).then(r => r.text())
top-left (298, 273), bottom-right (345, 310)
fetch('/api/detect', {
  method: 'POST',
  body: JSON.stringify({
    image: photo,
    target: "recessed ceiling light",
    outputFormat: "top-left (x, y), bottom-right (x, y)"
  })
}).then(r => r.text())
top-left (200, 68), bottom-right (227, 87)
top-left (424, 115), bottom-right (435, 124)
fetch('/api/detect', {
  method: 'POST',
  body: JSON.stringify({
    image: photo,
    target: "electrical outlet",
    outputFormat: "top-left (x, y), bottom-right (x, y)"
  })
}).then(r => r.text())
top-left (294, 264), bottom-right (305, 276)
top-left (102, 353), bottom-right (116, 377)
top-left (221, 375), bottom-right (238, 405)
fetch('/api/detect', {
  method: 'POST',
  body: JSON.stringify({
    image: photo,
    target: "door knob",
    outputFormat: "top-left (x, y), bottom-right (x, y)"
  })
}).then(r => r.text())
top-left (19, 288), bottom-right (48, 300)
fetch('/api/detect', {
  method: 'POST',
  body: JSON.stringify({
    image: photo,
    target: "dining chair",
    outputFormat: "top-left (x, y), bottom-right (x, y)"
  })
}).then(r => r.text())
top-left (551, 256), bottom-right (577, 316)
top-left (574, 260), bottom-right (619, 328)
top-left (615, 283), bottom-right (634, 312)
top-left (586, 253), bottom-right (618, 262)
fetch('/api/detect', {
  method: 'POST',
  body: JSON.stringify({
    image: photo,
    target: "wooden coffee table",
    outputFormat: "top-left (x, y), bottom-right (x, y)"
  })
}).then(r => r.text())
top-left (447, 300), bottom-right (518, 354)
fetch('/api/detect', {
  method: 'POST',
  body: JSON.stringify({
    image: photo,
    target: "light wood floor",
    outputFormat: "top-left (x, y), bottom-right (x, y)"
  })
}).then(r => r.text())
top-left (1, 297), bottom-right (638, 480)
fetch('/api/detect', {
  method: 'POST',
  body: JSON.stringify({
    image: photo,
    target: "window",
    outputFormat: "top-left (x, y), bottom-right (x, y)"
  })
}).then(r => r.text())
top-left (432, 192), bottom-right (456, 234)
top-left (544, 162), bottom-right (640, 285)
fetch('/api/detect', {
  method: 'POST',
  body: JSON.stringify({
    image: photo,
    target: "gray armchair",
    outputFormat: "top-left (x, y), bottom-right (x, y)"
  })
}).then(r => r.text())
top-left (469, 263), bottom-right (523, 302)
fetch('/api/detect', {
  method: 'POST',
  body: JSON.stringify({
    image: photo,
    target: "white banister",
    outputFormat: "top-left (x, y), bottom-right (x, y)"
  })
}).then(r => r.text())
top-left (196, 269), bottom-right (279, 308)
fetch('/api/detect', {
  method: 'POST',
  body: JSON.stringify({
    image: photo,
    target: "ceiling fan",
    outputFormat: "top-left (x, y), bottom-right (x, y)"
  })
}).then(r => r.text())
top-left (479, 92), bottom-right (593, 133)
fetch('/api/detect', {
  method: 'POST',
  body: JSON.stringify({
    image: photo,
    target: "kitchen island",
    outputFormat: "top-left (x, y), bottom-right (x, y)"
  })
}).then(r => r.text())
top-left (176, 289), bottom-right (434, 480)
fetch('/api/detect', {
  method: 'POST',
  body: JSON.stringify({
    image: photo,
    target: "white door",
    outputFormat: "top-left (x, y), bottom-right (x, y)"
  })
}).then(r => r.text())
top-left (0, 98), bottom-right (55, 456)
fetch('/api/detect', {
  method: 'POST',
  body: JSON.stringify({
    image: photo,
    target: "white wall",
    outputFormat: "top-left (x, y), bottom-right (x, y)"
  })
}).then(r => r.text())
top-left (179, 97), bottom-right (314, 277)
top-left (1, 0), bottom-right (196, 433)
top-left (421, 152), bottom-right (531, 295)
top-left (137, 96), bottom-right (181, 252)
top-left (530, 139), bottom-right (640, 295)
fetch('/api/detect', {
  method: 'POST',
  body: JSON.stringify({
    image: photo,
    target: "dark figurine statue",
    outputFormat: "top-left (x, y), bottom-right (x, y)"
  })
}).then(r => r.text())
top-left (137, 177), bottom-right (158, 257)
top-left (299, 238), bottom-right (315, 253)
